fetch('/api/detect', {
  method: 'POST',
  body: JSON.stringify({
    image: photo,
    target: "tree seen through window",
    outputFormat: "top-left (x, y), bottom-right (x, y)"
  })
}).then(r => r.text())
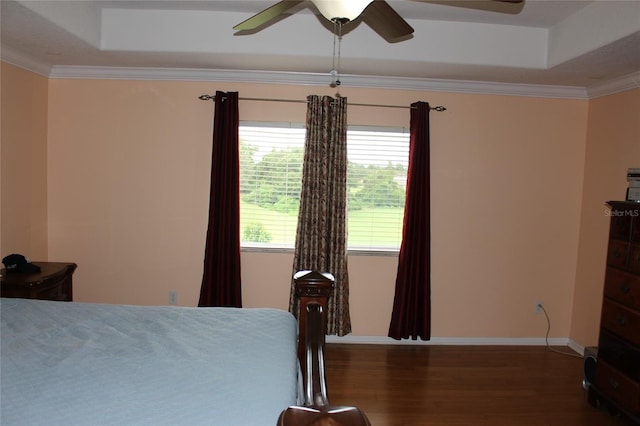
top-left (239, 124), bottom-right (409, 250)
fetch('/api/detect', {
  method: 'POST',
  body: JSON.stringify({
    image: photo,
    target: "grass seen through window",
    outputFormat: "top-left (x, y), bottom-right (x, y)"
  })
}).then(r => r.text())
top-left (239, 123), bottom-right (409, 251)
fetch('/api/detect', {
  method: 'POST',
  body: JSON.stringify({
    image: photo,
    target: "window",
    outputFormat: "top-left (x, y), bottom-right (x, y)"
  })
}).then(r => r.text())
top-left (239, 122), bottom-right (409, 252)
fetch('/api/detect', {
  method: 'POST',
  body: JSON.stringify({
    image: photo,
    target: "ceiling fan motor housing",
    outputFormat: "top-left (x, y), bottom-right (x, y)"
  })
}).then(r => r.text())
top-left (311, 0), bottom-right (373, 21)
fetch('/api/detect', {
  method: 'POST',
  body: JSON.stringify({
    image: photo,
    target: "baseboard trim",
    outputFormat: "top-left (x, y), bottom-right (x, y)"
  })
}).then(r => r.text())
top-left (567, 339), bottom-right (585, 356)
top-left (327, 335), bottom-right (583, 354)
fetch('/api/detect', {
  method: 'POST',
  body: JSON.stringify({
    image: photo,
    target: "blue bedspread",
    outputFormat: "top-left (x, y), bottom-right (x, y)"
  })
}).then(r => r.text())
top-left (1, 298), bottom-right (299, 426)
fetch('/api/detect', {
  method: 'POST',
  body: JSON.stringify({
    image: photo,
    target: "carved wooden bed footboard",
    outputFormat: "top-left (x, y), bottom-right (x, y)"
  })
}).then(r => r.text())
top-left (279, 271), bottom-right (371, 426)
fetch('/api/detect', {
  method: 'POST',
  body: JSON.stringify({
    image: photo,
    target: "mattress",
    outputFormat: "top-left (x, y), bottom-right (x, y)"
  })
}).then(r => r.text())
top-left (1, 298), bottom-right (299, 426)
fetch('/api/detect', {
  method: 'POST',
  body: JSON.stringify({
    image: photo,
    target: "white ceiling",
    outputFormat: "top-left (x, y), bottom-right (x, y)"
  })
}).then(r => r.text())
top-left (1, 0), bottom-right (640, 92)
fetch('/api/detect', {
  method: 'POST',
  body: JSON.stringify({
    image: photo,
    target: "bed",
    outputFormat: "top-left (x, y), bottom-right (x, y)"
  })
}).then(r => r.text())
top-left (1, 270), bottom-right (369, 426)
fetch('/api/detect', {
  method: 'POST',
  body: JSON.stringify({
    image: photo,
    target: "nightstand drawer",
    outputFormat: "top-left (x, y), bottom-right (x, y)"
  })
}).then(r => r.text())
top-left (604, 267), bottom-right (640, 310)
top-left (601, 299), bottom-right (640, 346)
top-left (594, 359), bottom-right (640, 415)
top-left (31, 278), bottom-right (70, 301)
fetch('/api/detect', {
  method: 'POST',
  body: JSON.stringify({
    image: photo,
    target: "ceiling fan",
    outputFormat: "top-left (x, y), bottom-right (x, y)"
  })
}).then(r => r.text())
top-left (233, 0), bottom-right (524, 43)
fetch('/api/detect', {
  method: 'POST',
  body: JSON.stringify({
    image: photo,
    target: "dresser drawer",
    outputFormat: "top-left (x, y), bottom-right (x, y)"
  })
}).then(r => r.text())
top-left (601, 299), bottom-right (640, 346)
top-left (604, 267), bottom-right (640, 310)
top-left (607, 240), bottom-right (630, 269)
top-left (594, 359), bottom-right (640, 415)
top-left (598, 329), bottom-right (640, 381)
top-left (630, 243), bottom-right (640, 274)
top-left (610, 212), bottom-right (632, 240)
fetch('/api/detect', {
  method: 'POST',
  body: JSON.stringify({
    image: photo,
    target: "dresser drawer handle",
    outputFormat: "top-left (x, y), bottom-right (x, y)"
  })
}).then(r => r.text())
top-left (613, 249), bottom-right (623, 259)
top-left (620, 282), bottom-right (631, 294)
top-left (608, 378), bottom-right (620, 390)
top-left (615, 314), bottom-right (627, 326)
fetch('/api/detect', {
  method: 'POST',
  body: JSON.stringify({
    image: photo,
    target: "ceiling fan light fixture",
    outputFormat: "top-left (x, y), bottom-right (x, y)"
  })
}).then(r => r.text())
top-left (311, 0), bottom-right (373, 22)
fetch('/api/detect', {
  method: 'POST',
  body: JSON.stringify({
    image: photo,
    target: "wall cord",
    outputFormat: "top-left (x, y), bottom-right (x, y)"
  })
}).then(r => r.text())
top-left (540, 304), bottom-right (583, 358)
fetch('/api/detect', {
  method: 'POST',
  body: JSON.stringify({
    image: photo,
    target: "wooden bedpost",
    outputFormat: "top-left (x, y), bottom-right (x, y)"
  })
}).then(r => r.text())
top-left (293, 270), bottom-right (334, 371)
top-left (279, 270), bottom-right (371, 426)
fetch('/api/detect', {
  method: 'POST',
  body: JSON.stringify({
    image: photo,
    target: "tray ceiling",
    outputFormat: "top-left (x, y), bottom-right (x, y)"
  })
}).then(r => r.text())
top-left (1, 0), bottom-right (639, 90)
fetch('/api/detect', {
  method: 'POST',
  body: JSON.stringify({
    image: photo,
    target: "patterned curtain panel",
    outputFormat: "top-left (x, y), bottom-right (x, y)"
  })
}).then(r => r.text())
top-left (290, 95), bottom-right (351, 336)
top-left (198, 91), bottom-right (242, 308)
top-left (388, 101), bottom-right (431, 340)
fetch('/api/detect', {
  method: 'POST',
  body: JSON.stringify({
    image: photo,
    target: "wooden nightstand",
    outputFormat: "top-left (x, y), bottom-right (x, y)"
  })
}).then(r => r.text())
top-left (1, 262), bottom-right (77, 301)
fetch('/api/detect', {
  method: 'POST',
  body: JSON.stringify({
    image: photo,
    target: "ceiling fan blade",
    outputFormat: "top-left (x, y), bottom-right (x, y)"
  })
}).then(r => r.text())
top-left (414, 0), bottom-right (524, 15)
top-left (233, 0), bottom-right (304, 31)
top-left (362, 0), bottom-right (414, 42)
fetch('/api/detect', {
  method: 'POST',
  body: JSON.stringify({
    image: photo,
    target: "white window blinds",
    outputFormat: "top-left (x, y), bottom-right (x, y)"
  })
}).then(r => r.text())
top-left (239, 122), bottom-right (409, 251)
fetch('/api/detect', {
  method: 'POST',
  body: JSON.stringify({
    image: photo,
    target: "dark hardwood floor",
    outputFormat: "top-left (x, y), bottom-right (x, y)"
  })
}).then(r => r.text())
top-left (324, 344), bottom-right (636, 426)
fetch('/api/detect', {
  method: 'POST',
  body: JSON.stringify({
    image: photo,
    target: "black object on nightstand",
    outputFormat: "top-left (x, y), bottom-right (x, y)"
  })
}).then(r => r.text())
top-left (1, 262), bottom-right (77, 301)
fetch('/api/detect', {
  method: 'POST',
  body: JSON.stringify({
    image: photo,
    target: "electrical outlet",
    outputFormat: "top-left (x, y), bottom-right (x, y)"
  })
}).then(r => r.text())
top-left (169, 291), bottom-right (178, 305)
top-left (535, 301), bottom-right (543, 314)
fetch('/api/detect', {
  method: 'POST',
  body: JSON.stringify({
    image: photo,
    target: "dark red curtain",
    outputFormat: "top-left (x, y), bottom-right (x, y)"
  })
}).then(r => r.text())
top-left (388, 101), bottom-right (431, 340)
top-left (198, 91), bottom-right (242, 307)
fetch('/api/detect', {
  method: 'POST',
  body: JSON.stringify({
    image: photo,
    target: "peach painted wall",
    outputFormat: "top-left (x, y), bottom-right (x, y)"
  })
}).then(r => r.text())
top-left (42, 76), bottom-right (591, 342)
top-left (570, 88), bottom-right (640, 347)
top-left (0, 63), bottom-right (49, 260)
top-left (12, 63), bottom-right (630, 344)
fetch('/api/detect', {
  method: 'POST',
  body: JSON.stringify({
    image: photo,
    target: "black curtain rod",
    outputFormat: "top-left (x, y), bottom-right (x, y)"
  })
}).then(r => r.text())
top-left (198, 94), bottom-right (446, 112)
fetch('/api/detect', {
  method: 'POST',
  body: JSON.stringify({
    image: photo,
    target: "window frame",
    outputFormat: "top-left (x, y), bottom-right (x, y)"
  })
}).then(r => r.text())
top-left (238, 121), bottom-right (409, 256)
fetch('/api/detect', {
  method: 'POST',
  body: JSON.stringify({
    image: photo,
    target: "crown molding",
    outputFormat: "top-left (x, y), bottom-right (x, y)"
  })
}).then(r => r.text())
top-left (48, 65), bottom-right (590, 99)
top-left (586, 71), bottom-right (640, 98)
top-left (3, 50), bottom-right (636, 100)
top-left (0, 46), bottom-right (52, 77)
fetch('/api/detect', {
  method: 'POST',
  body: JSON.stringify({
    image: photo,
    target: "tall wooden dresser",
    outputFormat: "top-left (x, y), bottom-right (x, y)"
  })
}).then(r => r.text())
top-left (589, 201), bottom-right (640, 423)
